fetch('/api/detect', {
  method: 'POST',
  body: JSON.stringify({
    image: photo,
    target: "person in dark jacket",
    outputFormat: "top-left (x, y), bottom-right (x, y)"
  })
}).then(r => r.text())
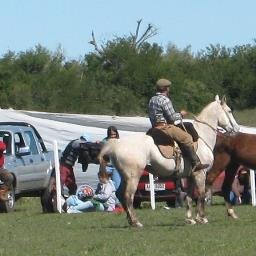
top-left (60, 134), bottom-right (92, 195)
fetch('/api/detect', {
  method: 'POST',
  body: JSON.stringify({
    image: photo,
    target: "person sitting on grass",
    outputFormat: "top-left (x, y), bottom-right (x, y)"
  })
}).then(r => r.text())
top-left (65, 170), bottom-right (117, 213)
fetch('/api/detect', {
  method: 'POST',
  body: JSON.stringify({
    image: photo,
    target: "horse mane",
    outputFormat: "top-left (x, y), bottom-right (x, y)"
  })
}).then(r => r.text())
top-left (195, 100), bottom-right (219, 120)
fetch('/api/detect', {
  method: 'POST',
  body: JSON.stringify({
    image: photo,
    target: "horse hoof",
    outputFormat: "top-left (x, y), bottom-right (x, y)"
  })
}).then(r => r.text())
top-left (185, 218), bottom-right (197, 225)
top-left (228, 213), bottom-right (239, 219)
top-left (227, 209), bottom-right (239, 219)
top-left (195, 217), bottom-right (209, 224)
top-left (131, 222), bottom-right (143, 228)
top-left (202, 218), bottom-right (209, 224)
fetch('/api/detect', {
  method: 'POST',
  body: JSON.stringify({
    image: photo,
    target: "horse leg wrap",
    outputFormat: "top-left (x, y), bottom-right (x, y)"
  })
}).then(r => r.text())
top-left (185, 218), bottom-right (197, 225)
top-left (227, 208), bottom-right (239, 219)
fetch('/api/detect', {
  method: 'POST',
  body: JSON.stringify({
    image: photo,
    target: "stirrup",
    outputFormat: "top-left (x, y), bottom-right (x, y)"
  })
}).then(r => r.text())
top-left (173, 144), bottom-right (181, 172)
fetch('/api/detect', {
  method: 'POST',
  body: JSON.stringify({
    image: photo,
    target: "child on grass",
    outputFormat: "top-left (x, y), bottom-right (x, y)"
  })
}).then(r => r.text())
top-left (65, 170), bottom-right (116, 213)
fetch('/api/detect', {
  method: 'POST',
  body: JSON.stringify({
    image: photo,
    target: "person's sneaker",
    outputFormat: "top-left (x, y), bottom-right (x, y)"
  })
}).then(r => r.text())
top-left (66, 207), bottom-right (76, 214)
top-left (113, 206), bottom-right (125, 214)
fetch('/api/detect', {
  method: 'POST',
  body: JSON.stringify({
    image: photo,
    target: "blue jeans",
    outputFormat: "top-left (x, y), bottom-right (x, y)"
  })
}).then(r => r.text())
top-left (106, 166), bottom-right (122, 205)
top-left (66, 195), bottom-right (104, 213)
top-left (229, 192), bottom-right (237, 205)
top-left (106, 166), bottom-right (121, 190)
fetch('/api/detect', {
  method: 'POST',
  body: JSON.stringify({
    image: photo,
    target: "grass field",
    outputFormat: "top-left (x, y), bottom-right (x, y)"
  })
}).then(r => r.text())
top-left (234, 108), bottom-right (256, 127)
top-left (1, 108), bottom-right (256, 256)
top-left (1, 197), bottom-right (256, 256)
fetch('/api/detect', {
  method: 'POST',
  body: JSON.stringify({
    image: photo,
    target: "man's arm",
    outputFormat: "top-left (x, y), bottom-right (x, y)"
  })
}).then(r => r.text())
top-left (93, 183), bottom-right (113, 202)
top-left (162, 98), bottom-right (182, 124)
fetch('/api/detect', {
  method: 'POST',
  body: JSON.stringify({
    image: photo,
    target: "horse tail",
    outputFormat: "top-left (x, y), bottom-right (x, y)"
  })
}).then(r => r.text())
top-left (97, 140), bottom-right (117, 167)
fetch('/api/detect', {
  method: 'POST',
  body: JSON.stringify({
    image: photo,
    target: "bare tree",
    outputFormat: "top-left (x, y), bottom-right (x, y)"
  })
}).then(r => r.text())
top-left (89, 19), bottom-right (158, 54)
top-left (88, 31), bottom-right (105, 55)
top-left (130, 19), bottom-right (158, 49)
top-left (88, 31), bottom-right (111, 67)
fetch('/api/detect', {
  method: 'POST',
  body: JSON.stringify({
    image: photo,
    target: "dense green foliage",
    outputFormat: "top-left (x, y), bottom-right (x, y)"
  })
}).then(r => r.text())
top-left (1, 36), bottom-right (256, 115)
top-left (1, 198), bottom-right (256, 256)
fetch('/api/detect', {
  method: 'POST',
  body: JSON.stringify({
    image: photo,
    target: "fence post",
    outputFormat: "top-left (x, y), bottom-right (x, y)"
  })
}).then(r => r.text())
top-left (149, 173), bottom-right (155, 210)
top-left (53, 140), bottom-right (62, 213)
top-left (250, 169), bottom-right (256, 206)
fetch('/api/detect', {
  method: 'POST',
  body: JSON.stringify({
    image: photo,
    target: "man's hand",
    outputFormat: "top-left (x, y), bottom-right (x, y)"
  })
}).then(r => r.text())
top-left (180, 110), bottom-right (188, 117)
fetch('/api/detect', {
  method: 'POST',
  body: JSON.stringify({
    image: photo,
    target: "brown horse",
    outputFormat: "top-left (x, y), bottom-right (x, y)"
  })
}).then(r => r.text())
top-left (206, 131), bottom-right (256, 218)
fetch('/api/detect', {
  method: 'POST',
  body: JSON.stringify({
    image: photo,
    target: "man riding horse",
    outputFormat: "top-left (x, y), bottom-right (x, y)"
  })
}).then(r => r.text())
top-left (148, 78), bottom-right (209, 174)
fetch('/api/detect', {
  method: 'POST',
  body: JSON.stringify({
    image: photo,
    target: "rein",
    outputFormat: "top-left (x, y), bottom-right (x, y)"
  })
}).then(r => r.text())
top-left (192, 115), bottom-right (218, 153)
top-left (180, 120), bottom-right (188, 133)
top-left (197, 133), bottom-right (215, 153)
top-left (186, 102), bottom-right (236, 156)
top-left (193, 115), bottom-right (217, 133)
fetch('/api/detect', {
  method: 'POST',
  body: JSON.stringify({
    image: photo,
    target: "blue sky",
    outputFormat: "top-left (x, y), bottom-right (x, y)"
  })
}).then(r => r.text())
top-left (1, 0), bottom-right (256, 60)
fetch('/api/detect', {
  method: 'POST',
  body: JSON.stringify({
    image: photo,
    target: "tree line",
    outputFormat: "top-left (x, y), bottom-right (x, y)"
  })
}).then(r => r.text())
top-left (1, 27), bottom-right (256, 116)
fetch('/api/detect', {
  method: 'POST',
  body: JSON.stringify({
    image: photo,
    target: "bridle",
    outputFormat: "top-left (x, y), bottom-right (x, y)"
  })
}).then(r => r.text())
top-left (222, 108), bottom-right (236, 132)
top-left (192, 105), bottom-right (234, 152)
top-left (193, 103), bottom-right (236, 134)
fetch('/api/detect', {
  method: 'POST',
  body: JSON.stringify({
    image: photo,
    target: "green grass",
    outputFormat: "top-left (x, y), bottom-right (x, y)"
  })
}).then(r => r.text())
top-left (234, 108), bottom-right (256, 127)
top-left (1, 108), bottom-right (255, 256)
top-left (0, 198), bottom-right (256, 256)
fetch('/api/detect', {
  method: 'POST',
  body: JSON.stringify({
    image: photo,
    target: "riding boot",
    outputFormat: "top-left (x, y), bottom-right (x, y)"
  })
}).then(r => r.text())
top-left (183, 146), bottom-right (209, 172)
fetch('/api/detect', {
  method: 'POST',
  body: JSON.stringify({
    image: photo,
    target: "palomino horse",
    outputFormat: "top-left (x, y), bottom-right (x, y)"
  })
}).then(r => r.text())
top-left (206, 131), bottom-right (256, 219)
top-left (98, 96), bottom-right (240, 227)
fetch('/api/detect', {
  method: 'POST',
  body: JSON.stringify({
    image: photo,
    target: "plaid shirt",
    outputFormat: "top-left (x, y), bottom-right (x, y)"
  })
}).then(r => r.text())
top-left (148, 92), bottom-right (182, 127)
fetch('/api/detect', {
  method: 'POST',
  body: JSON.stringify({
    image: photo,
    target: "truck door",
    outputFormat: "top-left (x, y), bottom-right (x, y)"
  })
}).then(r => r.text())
top-left (13, 132), bottom-right (36, 191)
top-left (23, 130), bottom-right (50, 190)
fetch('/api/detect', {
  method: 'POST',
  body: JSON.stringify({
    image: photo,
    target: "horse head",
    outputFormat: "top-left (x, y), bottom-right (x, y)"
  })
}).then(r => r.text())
top-left (79, 142), bottom-right (103, 166)
top-left (215, 95), bottom-right (240, 133)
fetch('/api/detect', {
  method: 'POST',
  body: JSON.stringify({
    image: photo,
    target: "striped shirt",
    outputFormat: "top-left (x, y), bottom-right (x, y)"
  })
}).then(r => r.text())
top-left (148, 92), bottom-right (182, 127)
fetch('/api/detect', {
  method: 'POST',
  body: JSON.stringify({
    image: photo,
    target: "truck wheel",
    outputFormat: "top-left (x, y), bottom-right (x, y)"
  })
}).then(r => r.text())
top-left (0, 185), bottom-right (15, 213)
top-left (41, 176), bottom-right (56, 213)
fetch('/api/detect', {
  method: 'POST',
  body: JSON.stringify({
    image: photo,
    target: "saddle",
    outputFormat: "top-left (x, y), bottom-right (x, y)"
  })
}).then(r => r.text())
top-left (146, 128), bottom-right (176, 159)
top-left (146, 122), bottom-right (199, 170)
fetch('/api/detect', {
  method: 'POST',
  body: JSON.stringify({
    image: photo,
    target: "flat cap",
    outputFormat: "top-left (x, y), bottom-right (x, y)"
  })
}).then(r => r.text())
top-left (156, 78), bottom-right (172, 89)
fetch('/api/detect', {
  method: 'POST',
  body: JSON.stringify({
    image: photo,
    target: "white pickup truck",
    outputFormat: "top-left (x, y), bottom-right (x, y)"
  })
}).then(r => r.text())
top-left (0, 122), bottom-right (56, 212)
